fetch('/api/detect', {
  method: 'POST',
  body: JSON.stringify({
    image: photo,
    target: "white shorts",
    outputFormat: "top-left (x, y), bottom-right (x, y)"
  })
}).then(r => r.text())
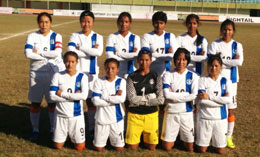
top-left (28, 71), bottom-right (54, 103)
top-left (196, 117), bottom-right (227, 148)
top-left (228, 83), bottom-right (237, 109)
top-left (93, 120), bottom-right (125, 148)
top-left (53, 115), bottom-right (85, 144)
top-left (161, 112), bottom-right (194, 143)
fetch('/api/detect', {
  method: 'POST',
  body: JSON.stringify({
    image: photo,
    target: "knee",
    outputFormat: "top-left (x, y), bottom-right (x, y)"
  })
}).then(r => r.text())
top-left (216, 148), bottom-right (225, 154)
top-left (94, 146), bottom-right (104, 151)
top-left (127, 144), bottom-right (138, 150)
top-left (75, 142), bottom-right (85, 151)
top-left (54, 142), bottom-right (64, 150)
top-left (115, 147), bottom-right (124, 151)
top-left (162, 141), bottom-right (174, 151)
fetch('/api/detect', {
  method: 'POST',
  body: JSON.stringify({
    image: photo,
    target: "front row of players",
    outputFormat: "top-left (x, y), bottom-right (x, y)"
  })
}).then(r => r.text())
top-left (50, 49), bottom-right (231, 154)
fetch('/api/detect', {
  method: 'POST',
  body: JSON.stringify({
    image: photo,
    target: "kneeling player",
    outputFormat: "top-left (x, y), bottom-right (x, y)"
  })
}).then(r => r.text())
top-left (50, 51), bottom-right (88, 150)
top-left (91, 58), bottom-right (126, 151)
top-left (196, 54), bottom-right (232, 154)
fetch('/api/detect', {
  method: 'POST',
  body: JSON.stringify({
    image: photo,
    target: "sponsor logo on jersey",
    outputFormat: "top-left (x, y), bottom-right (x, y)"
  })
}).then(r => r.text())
top-left (130, 41), bottom-right (134, 47)
top-left (222, 84), bottom-right (226, 90)
top-left (187, 79), bottom-right (192, 85)
top-left (115, 84), bottom-right (120, 91)
top-left (76, 82), bottom-right (81, 88)
top-left (165, 39), bottom-right (170, 44)
top-left (149, 79), bottom-right (155, 85)
top-left (51, 39), bottom-right (55, 45)
top-left (92, 41), bottom-right (96, 46)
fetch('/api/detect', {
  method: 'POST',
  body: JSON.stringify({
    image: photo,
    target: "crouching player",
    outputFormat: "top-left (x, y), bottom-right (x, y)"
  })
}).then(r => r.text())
top-left (196, 54), bottom-right (232, 154)
top-left (50, 51), bottom-right (88, 150)
top-left (91, 58), bottom-right (126, 151)
top-left (161, 48), bottom-right (199, 152)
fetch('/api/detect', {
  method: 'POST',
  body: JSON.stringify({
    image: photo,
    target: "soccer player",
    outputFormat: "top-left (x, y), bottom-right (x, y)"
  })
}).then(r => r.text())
top-left (125, 50), bottom-right (165, 150)
top-left (177, 14), bottom-right (208, 76)
top-left (106, 12), bottom-right (141, 79)
top-left (24, 12), bottom-right (64, 141)
top-left (208, 19), bottom-right (244, 148)
top-left (141, 11), bottom-right (179, 77)
top-left (67, 10), bottom-right (103, 140)
top-left (161, 48), bottom-right (199, 152)
top-left (196, 54), bottom-right (232, 154)
top-left (141, 11), bottom-right (179, 137)
top-left (91, 58), bottom-right (126, 151)
top-left (50, 51), bottom-right (88, 150)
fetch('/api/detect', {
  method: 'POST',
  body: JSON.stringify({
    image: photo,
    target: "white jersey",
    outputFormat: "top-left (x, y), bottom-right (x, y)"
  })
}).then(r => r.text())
top-left (177, 33), bottom-right (208, 75)
top-left (141, 31), bottom-right (179, 76)
top-left (163, 69), bottom-right (199, 113)
top-left (208, 39), bottom-right (243, 83)
top-left (198, 75), bottom-right (233, 120)
top-left (67, 30), bottom-right (103, 75)
top-left (91, 76), bottom-right (126, 125)
top-left (106, 32), bottom-right (141, 77)
top-left (24, 30), bottom-right (63, 72)
top-left (50, 71), bottom-right (89, 117)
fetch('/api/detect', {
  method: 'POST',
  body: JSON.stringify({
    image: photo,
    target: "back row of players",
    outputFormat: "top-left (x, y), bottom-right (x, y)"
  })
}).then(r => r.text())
top-left (24, 10), bottom-right (243, 154)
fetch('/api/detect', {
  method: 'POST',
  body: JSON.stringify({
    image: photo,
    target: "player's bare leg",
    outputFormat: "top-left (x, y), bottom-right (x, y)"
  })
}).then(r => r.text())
top-left (183, 142), bottom-right (194, 152)
top-left (197, 146), bottom-right (207, 153)
top-left (127, 144), bottom-right (139, 150)
top-left (54, 142), bottom-right (65, 149)
top-left (144, 143), bottom-right (157, 150)
top-left (74, 142), bottom-right (85, 151)
top-left (162, 140), bottom-right (174, 151)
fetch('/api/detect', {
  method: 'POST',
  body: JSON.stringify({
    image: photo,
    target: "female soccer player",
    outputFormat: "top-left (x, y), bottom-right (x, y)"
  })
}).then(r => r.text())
top-left (91, 58), bottom-right (126, 151)
top-left (50, 51), bottom-right (88, 151)
top-left (208, 19), bottom-right (243, 148)
top-left (161, 48), bottom-right (199, 152)
top-left (177, 14), bottom-right (208, 76)
top-left (141, 11), bottom-right (179, 77)
top-left (106, 12), bottom-right (140, 79)
top-left (24, 12), bottom-right (63, 141)
top-left (67, 10), bottom-right (103, 139)
top-left (126, 50), bottom-right (164, 150)
top-left (196, 54), bottom-right (232, 154)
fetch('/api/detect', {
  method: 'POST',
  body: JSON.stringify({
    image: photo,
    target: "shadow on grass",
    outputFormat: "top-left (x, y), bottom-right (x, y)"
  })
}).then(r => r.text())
top-left (0, 102), bottom-right (55, 149)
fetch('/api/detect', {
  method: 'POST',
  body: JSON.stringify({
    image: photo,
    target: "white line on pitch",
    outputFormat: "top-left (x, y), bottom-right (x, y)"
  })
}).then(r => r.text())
top-left (0, 20), bottom-right (78, 42)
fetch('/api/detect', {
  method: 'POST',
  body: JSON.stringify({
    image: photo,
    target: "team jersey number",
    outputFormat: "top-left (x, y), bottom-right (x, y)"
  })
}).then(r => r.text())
top-left (176, 89), bottom-right (185, 93)
top-left (67, 88), bottom-right (73, 93)
top-left (155, 48), bottom-right (165, 54)
top-left (214, 91), bottom-right (218, 96)
top-left (122, 48), bottom-right (127, 53)
top-left (222, 56), bottom-right (231, 60)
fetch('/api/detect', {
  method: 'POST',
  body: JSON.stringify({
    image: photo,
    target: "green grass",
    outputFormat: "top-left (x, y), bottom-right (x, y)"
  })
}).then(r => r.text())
top-left (0, 14), bottom-right (260, 156)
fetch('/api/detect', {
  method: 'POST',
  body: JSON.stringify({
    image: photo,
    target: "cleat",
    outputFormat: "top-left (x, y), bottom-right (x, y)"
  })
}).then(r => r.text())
top-left (30, 131), bottom-right (39, 142)
top-left (227, 137), bottom-right (235, 149)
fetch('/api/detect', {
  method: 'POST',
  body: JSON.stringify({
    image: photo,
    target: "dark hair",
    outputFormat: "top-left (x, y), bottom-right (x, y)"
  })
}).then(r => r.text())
top-left (63, 51), bottom-right (78, 62)
top-left (220, 19), bottom-right (236, 33)
top-left (137, 49), bottom-right (152, 60)
top-left (37, 12), bottom-right (52, 24)
top-left (104, 58), bottom-right (120, 68)
top-left (185, 14), bottom-right (203, 46)
top-left (80, 10), bottom-right (95, 22)
top-left (207, 54), bottom-right (223, 67)
top-left (152, 11), bottom-right (167, 24)
top-left (117, 12), bottom-right (132, 24)
top-left (173, 48), bottom-right (191, 65)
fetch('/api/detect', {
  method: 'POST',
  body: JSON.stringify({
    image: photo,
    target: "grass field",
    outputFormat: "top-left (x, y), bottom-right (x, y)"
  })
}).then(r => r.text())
top-left (0, 14), bottom-right (259, 156)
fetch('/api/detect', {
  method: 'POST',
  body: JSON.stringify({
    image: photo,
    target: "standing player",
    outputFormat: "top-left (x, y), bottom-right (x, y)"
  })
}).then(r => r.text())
top-left (67, 10), bottom-right (103, 140)
top-left (177, 14), bottom-right (208, 76)
top-left (141, 11), bottom-right (179, 136)
top-left (24, 12), bottom-right (63, 141)
top-left (141, 11), bottom-right (179, 77)
top-left (126, 50), bottom-right (165, 150)
top-left (208, 19), bottom-right (243, 148)
top-left (196, 54), bottom-right (232, 154)
top-left (50, 51), bottom-right (88, 150)
top-left (161, 48), bottom-right (199, 152)
top-left (106, 12), bottom-right (141, 79)
top-left (91, 58), bottom-right (126, 151)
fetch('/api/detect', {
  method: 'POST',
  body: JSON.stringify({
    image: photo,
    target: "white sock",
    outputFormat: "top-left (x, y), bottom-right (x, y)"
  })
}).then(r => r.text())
top-left (227, 122), bottom-right (235, 137)
top-left (30, 112), bottom-right (40, 132)
top-left (48, 112), bottom-right (54, 133)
